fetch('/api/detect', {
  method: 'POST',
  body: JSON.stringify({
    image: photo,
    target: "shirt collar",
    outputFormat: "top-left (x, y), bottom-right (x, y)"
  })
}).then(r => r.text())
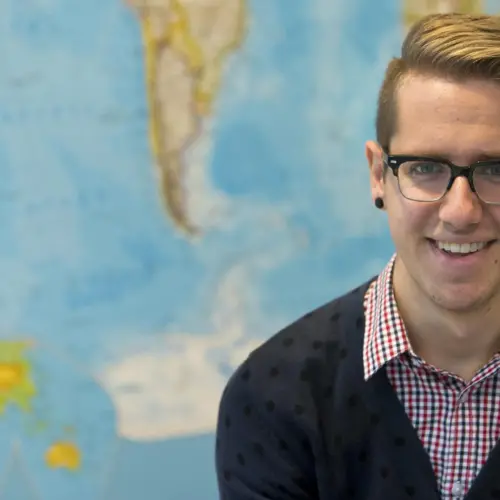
top-left (363, 254), bottom-right (413, 380)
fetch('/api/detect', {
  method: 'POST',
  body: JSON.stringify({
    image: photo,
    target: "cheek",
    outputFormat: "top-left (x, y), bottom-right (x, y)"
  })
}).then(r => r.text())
top-left (384, 181), bottom-right (436, 240)
top-left (387, 201), bottom-right (434, 241)
top-left (489, 207), bottom-right (500, 225)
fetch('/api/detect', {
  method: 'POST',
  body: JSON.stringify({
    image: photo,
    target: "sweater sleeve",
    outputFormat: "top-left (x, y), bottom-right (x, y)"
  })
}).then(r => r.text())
top-left (215, 356), bottom-right (318, 500)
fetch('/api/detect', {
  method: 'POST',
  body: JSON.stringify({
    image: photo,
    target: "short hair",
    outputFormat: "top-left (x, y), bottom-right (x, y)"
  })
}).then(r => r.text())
top-left (376, 13), bottom-right (500, 151)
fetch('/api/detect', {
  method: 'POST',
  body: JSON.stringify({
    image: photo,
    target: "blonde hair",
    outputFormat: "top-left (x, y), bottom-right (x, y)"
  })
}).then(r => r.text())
top-left (376, 13), bottom-right (500, 151)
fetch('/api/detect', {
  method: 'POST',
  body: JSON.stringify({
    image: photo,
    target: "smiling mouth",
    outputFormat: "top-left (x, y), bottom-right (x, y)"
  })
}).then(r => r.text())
top-left (428, 239), bottom-right (496, 256)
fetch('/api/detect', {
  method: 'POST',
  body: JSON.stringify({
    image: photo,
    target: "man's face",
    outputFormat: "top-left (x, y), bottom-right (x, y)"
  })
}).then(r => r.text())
top-left (367, 75), bottom-right (500, 312)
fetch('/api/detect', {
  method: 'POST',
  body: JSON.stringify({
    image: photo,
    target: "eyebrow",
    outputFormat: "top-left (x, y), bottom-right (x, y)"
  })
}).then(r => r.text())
top-left (403, 152), bottom-right (500, 162)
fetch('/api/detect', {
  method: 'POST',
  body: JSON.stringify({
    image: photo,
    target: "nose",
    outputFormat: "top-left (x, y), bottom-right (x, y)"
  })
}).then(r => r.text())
top-left (438, 176), bottom-right (483, 229)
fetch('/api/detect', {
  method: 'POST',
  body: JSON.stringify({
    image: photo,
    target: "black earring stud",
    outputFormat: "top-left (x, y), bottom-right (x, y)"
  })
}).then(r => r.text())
top-left (374, 197), bottom-right (384, 209)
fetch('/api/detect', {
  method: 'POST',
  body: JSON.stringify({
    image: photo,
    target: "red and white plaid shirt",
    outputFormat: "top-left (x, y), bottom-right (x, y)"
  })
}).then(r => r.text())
top-left (363, 255), bottom-right (500, 500)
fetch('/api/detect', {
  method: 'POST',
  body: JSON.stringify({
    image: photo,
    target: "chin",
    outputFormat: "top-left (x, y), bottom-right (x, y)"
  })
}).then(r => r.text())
top-left (426, 283), bottom-right (493, 313)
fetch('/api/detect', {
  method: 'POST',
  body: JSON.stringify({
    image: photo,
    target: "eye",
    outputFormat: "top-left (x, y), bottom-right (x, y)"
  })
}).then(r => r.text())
top-left (477, 163), bottom-right (500, 176)
top-left (406, 161), bottom-right (446, 175)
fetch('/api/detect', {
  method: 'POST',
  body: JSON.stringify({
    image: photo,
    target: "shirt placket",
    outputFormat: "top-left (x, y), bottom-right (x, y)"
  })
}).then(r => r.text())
top-left (442, 380), bottom-right (474, 500)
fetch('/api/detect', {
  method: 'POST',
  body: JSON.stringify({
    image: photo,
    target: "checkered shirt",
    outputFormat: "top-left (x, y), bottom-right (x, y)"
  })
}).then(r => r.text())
top-left (363, 255), bottom-right (500, 499)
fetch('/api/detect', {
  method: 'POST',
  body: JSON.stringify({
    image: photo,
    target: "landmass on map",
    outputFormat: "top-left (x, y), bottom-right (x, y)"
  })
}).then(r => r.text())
top-left (0, 339), bottom-right (118, 499)
top-left (126, 0), bottom-right (247, 237)
top-left (99, 262), bottom-right (266, 440)
top-left (0, 340), bottom-right (36, 414)
top-left (45, 440), bottom-right (81, 471)
top-left (402, 0), bottom-right (483, 30)
top-left (0, 340), bottom-right (82, 472)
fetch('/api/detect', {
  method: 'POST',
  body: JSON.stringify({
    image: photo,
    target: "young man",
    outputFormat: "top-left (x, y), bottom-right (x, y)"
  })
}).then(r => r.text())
top-left (215, 13), bottom-right (500, 500)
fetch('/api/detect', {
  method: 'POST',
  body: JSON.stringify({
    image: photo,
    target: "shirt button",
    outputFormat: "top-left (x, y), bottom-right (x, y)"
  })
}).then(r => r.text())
top-left (452, 481), bottom-right (464, 498)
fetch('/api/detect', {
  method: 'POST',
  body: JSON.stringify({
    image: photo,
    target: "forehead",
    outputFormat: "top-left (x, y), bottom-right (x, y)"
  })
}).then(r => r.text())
top-left (391, 75), bottom-right (500, 159)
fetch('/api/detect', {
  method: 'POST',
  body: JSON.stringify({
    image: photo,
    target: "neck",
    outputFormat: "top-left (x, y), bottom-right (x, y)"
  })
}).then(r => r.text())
top-left (392, 259), bottom-right (500, 381)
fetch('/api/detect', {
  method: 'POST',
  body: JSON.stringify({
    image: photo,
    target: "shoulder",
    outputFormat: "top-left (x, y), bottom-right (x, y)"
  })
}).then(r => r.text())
top-left (215, 279), bottom-right (375, 498)
top-left (238, 278), bottom-right (373, 383)
top-left (218, 277), bottom-right (374, 430)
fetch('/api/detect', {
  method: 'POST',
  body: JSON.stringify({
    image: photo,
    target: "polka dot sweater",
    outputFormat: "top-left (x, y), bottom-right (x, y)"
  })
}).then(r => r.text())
top-left (215, 281), bottom-right (500, 500)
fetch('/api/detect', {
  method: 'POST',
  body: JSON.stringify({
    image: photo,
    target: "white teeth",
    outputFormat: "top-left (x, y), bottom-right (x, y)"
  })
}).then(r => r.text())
top-left (437, 241), bottom-right (487, 254)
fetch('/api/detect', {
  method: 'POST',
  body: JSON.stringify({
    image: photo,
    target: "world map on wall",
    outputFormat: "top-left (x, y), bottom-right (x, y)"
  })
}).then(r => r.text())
top-left (0, 0), bottom-right (496, 499)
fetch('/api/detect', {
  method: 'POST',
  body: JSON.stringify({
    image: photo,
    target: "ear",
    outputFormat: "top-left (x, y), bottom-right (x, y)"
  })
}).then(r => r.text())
top-left (365, 140), bottom-right (386, 204)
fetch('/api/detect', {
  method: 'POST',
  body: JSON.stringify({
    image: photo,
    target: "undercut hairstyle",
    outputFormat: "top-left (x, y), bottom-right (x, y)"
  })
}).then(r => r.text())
top-left (376, 13), bottom-right (500, 151)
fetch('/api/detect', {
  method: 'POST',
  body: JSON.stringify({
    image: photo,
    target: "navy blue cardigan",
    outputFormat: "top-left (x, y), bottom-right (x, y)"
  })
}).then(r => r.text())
top-left (215, 280), bottom-right (500, 499)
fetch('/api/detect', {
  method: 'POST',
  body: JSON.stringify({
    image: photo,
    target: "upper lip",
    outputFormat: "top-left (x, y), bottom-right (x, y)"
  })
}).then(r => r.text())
top-left (430, 238), bottom-right (495, 244)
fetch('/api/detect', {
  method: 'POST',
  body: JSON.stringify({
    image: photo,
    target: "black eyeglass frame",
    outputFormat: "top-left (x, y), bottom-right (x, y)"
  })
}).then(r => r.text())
top-left (382, 151), bottom-right (500, 205)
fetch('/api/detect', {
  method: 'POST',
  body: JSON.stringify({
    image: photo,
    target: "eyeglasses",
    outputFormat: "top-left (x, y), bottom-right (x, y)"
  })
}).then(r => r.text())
top-left (382, 152), bottom-right (500, 205)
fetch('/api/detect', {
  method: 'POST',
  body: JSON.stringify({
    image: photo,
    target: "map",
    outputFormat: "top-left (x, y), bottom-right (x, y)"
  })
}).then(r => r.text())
top-left (0, 341), bottom-right (117, 499)
top-left (127, 0), bottom-right (247, 236)
top-left (0, 0), bottom-right (496, 499)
